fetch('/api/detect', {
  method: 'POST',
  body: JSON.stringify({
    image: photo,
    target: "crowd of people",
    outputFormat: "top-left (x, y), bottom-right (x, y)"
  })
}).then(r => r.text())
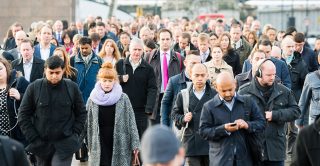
top-left (0, 14), bottom-right (320, 166)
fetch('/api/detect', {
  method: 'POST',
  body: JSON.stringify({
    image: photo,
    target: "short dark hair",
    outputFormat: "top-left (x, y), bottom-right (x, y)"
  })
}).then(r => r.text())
top-left (44, 56), bottom-right (65, 69)
top-left (20, 38), bottom-right (34, 48)
top-left (119, 31), bottom-right (131, 39)
top-left (96, 22), bottom-right (105, 27)
top-left (285, 26), bottom-right (297, 35)
top-left (294, 32), bottom-right (305, 43)
top-left (79, 36), bottom-right (92, 46)
top-left (144, 39), bottom-right (157, 49)
top-left (90, 32), bottom-right (100, 42)
top-left (257, 39), bottom-right (272, 48)
top-left (181, 32), bottom-right (191, 42)
top-left (88, 22), bottom-right (96, 29)
top-left (158, 28), bottom-right (172, 39)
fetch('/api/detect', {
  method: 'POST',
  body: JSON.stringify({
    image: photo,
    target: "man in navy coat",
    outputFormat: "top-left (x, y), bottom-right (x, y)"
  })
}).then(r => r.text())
top-left (199, 72), bottom-right (265, 166)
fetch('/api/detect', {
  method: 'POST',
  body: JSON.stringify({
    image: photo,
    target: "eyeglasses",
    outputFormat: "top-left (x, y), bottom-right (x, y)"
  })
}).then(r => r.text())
top-left (215, 68), bottom-right (221, 73)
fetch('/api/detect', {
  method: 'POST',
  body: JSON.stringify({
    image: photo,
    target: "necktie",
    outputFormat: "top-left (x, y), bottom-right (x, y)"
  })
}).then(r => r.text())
top-left (202, 53), bottom-right (206, 62)
top-left (57, 33), bottom-right (61, 42)
top-left (163, 53), bottom-right (169, 90)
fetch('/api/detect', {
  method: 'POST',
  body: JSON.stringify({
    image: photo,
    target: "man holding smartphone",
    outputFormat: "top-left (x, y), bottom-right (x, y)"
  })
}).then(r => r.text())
top-left (199, 72), bottom-right (266, 166)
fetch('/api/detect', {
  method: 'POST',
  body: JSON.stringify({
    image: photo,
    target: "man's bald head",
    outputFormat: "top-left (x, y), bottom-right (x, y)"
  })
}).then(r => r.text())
top-left (256, 59), bottom-right (276, 87)
top-left (191, 63), bottom-right (208, 90)
top-left (270, 46), bottom-right (282, 60)
top-left (281, 37), bottom-right (295, 57)
top-left (15, 31), bottom-right (27, 47)
top-left (191, 63), bottom-right (208, 74)
top-left (215, 72), bottom-right (236, 102)
top-left (216, 71), bottom-right (235, 86)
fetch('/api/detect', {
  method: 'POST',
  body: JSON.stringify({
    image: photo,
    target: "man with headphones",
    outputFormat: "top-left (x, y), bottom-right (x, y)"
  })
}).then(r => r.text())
top-left (238, 59), bottom-right (300, 166)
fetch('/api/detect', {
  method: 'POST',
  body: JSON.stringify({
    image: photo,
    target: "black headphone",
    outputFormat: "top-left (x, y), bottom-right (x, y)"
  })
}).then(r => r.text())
top-left (255, 58), bottom-right (273, 78)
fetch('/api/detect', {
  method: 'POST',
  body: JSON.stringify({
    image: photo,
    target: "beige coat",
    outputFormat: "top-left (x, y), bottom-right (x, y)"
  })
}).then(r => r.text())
top-left (204, 60), bottom-right (233, 87)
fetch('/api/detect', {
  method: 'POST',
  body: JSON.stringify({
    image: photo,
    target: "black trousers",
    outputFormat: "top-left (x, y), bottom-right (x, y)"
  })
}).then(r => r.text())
top-left (134, 111), bottom-right (149, 139)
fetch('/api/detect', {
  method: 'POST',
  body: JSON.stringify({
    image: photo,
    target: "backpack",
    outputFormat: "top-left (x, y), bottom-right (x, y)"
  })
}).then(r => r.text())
top-left (172, 86), bottom-right (191, 141)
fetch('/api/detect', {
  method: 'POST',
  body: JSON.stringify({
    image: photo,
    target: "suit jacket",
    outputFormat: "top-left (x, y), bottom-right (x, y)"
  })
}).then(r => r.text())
top-left (301, 46), bottom-right (319, 72)
top-left (144, 49), bottom-right (185, 119)
top-left (11, 57), bottom-right (45, 82)
top-left (33, 44), bottom-right (56, 60)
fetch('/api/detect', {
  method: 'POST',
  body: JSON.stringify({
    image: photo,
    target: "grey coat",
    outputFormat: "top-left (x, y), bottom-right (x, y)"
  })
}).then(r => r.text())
top-left (296, 70), bottom-right (320, 126)
top-left (87, 93), bottom-right (140, 166)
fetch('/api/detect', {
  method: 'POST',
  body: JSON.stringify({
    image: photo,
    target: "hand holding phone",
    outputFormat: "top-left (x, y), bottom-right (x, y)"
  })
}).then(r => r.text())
top-left (225, 122), bottom-right (239, 132)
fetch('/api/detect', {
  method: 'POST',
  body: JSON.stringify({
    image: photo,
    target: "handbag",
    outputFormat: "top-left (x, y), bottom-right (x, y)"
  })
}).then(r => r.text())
top-left (132, 149), bottom-right (140, 166)
top-left (245, 132), bottom-right (264, 166)
top-left (75, 142), bottom-right (88, 161)
top-left (243, 96), bottom-right (264, 166)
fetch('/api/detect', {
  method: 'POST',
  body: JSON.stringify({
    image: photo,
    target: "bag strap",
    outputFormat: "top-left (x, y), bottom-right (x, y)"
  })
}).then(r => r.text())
top-left (315, 70), bottom-right (320, 80)
top-left (122, 59), bottom-right (126, 75)
top-left (181, 87), bottom-right (190, 114)
top-left (35, 80), bottom-right (44, 106)
top-left (175, 52), bottom-right (183, 71)
top-left (132, 149), bottom-right (140, 165)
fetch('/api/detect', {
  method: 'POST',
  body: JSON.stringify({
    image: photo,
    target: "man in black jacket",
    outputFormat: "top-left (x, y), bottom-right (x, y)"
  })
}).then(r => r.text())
top-left (238, 59), bottom-right (300, 166)
top-left (172, 64), bottom-right (217, 166)
top-left (11, 39), bottom-right (45, 83)
top-left (115, 37), bottom-right (157, 138)
top-left (18, 56), bottom-right (87, 166)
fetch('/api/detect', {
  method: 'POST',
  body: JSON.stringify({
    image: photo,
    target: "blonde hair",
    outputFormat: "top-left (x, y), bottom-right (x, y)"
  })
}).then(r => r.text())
top-left (53, 47), bottom-right (76, 78)
top-left (98, 39), bottom-right (121, 61)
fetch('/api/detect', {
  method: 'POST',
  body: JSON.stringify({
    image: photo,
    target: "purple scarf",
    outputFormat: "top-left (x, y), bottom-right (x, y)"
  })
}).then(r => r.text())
top-left (89, 82), bottom-right (123, 106)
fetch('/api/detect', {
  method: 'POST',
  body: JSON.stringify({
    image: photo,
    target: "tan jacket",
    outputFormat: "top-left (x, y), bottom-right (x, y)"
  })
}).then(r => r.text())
top-left (204, 60), bottom-right (233, 87)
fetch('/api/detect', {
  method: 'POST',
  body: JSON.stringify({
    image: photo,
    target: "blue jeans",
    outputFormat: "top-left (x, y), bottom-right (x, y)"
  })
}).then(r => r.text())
top-left (263, 160), bottom-right (284, 166)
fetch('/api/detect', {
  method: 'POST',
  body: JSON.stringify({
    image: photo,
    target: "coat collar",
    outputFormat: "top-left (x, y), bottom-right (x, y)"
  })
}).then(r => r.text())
top-left (124, 56), bottom-right (147, 68)
top-left (151, 49), bottom-right (178, 62)
top-left (74, 52), bottom-right (99, 63)
top-left (212, 92), bottom-right (244, 107)
top-left (246, 79), bottom-right (283, 104)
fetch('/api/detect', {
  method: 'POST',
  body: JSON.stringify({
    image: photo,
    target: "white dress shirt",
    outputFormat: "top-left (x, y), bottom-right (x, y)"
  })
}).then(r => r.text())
top-left (40, 45), bottom-right (50, 61)
top-left (23, 57), bottom-right (33, 82)
top-left (193, 85), bottom-right (206, 100)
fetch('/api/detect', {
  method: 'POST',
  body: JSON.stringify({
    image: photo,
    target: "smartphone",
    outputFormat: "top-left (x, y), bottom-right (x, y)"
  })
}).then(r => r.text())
top-left (230, 123), bottom-right (237, 127)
